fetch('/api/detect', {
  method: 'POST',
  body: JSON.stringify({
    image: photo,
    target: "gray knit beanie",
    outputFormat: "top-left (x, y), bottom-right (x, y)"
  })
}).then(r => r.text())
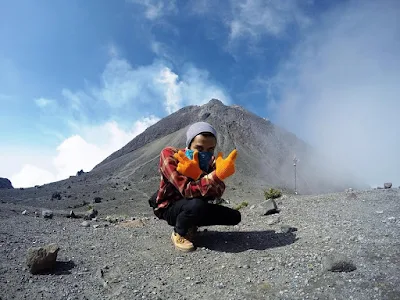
top-left (186, 122), bottom-right (217, 148)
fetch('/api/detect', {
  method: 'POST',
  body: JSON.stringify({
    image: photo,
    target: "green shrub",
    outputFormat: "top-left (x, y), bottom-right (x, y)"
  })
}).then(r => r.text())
top-left (234, 201), bottom-right (248, 210)
top-left (264, 188), bottom-right (282, 200)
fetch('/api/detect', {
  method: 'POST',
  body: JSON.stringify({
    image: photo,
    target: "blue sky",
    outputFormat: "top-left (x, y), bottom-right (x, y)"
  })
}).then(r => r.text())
top-left (1, 0), bottom-right (399, 188)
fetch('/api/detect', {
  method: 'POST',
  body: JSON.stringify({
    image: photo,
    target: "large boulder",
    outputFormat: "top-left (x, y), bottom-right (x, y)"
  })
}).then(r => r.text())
top-left (26, 243), bottom-right (60, 274)
top-left (0, 178), bottom-right (13, 189)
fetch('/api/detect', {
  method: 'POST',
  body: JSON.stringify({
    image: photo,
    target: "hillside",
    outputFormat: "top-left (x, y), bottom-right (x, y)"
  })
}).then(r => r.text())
top-left (90, 99), bottom-right (364, 198)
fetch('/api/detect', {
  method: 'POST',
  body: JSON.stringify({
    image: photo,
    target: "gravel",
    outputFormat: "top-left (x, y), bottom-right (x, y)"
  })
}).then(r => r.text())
top-left (0, 188), bottom-right (399, 299)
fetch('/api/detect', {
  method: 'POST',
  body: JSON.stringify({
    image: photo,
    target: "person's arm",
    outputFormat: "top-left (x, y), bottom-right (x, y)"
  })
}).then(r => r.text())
top-left (159, 147), bottom-right (225, 199)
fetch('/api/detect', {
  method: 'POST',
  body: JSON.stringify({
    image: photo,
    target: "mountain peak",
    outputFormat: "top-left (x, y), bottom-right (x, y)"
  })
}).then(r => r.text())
top-left (93, 99), bottom-right (364, 194)
top-left (206, 99), bottom-right (225, 107)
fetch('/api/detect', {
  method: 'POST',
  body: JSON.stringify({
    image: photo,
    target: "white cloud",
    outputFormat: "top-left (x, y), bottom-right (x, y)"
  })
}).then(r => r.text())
top-left (270, 0), bottom-right (400, 186)
top-left (156, 67), bottom-right (181, 114)
top-left (228, 0), bottom-right (311, 40)
top-left (150, 40), bottom-right (176, 63)
top-left (79, 117), bottom-right (160, 148)
top-left (128, 0), bottom-right (177, 20)
top-left (34, 97), bottom-right (54, 108)
top-left (155, 65), bottom-right (231, 114)
top-left (94, 58), bottom-right (159, 108)
top-left (190, 0), bottom-right (311, 42)
top-left (0, 147), bottom-right (57, 187)
top-left (81, 57), bottom-right (231, 114)
top-left (11, 165), bottom-right (56, 188)
top-left (9, 116), bottom-right (160, 188)
top-left (62, 88), bottom-right (83, 112)
top-left (52, 135), bottom-right (104, 180)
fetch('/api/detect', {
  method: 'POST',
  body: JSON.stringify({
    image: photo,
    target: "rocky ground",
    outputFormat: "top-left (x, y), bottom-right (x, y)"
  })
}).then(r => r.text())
top-left (0, 187), bottom-right (399, 300)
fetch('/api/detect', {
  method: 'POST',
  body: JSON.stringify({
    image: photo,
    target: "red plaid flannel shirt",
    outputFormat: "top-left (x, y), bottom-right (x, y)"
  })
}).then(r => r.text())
top-left (155, 147), bottom-right (225, 213)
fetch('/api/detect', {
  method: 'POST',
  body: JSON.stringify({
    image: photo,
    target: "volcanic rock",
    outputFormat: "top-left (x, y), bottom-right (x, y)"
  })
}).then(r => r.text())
top-left (42, 210), bottom-right (53, 219)
top-left (0, 177), bottom-right (13, 189)
top-left (26, 243), bottom-right (60, 274)
top-left (384, 182), bottom-right (392, 189)
top-left (84, 208), bottom-right (98, 220)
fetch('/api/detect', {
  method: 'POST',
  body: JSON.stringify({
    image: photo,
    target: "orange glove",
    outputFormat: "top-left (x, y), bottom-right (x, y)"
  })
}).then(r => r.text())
top-left (215, 149), bottom-right (238, 180)
top-left (173, 150), bottom-right (202, 180)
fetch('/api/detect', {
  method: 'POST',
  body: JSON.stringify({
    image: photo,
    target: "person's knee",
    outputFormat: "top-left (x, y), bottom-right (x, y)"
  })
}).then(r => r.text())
top-left (185, 198), bottom-right (207, 216)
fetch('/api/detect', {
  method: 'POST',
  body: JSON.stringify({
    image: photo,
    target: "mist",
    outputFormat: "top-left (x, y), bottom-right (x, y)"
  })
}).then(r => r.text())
top-left (272, 0), bottom-right (400, 188)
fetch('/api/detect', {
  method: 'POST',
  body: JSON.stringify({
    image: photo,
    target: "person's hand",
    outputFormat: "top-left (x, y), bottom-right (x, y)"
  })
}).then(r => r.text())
top-left (215, 149), bottom-right (238, 180)
top-left (173, 150), bottom-right (202, 180)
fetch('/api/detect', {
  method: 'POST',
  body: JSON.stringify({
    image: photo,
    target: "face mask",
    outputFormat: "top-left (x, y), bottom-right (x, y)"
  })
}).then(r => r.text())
top-left (185, 149), bottom-right (213, 172)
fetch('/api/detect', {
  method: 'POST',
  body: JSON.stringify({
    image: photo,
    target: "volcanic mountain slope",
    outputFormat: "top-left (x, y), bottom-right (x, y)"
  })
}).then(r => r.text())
top-left (90, 99), bottom-right (364, 196)
top-left (0, 99), bottom-right (365, 217)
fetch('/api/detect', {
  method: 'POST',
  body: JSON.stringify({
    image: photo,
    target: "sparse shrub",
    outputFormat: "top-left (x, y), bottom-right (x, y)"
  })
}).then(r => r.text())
top-left (234, 201), bottom-right (248, 210)
top-left (264, 188), bottom-right (282, 200)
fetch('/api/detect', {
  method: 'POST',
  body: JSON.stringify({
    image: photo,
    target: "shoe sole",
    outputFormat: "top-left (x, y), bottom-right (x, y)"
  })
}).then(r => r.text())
top-left (174, 245), bottom-right (195, 252)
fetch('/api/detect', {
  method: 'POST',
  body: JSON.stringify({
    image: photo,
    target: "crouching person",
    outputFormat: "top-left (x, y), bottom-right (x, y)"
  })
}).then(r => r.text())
top-left (151, 122), bottom-right (241, 252)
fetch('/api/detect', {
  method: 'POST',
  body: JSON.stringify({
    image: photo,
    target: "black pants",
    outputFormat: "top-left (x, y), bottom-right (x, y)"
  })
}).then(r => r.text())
top-left (161, 198), bottom-right (241, 236)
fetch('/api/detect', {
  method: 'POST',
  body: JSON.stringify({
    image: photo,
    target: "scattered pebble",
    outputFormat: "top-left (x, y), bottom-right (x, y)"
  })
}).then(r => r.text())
top-left (81, 221), bottom-right (90, 227)
top-left (22, 210), bottom-right (27, 215)
top-left (280, 225), bottom-right (297, 233)
top-left (267, 216), bottom-right (280, 225)
top-left (84, 209), bottom-right (98, 220)
top-left (263, 199), bottom-right (280, 215)
top-left (42, 210), bottom-right (53, 219)
top-left (322, 236), bottom-right (331, 242)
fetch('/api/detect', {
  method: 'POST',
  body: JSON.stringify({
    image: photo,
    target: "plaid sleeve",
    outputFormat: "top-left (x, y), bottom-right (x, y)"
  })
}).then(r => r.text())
top-left (159, 147), bottom-right (225, 199)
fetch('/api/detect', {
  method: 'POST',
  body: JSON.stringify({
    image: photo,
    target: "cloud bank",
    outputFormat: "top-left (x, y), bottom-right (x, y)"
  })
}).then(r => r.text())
top-left (10, 117), bottom-right (159, 188)
top-left (66, 57), bottom-right (231, 117)
top-left (271, 0), bottom-right (400, 187)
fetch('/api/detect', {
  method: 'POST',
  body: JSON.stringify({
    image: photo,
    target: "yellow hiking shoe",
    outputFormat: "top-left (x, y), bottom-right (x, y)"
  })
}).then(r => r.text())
top-left (171, 231), bottom-right (195, 252)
